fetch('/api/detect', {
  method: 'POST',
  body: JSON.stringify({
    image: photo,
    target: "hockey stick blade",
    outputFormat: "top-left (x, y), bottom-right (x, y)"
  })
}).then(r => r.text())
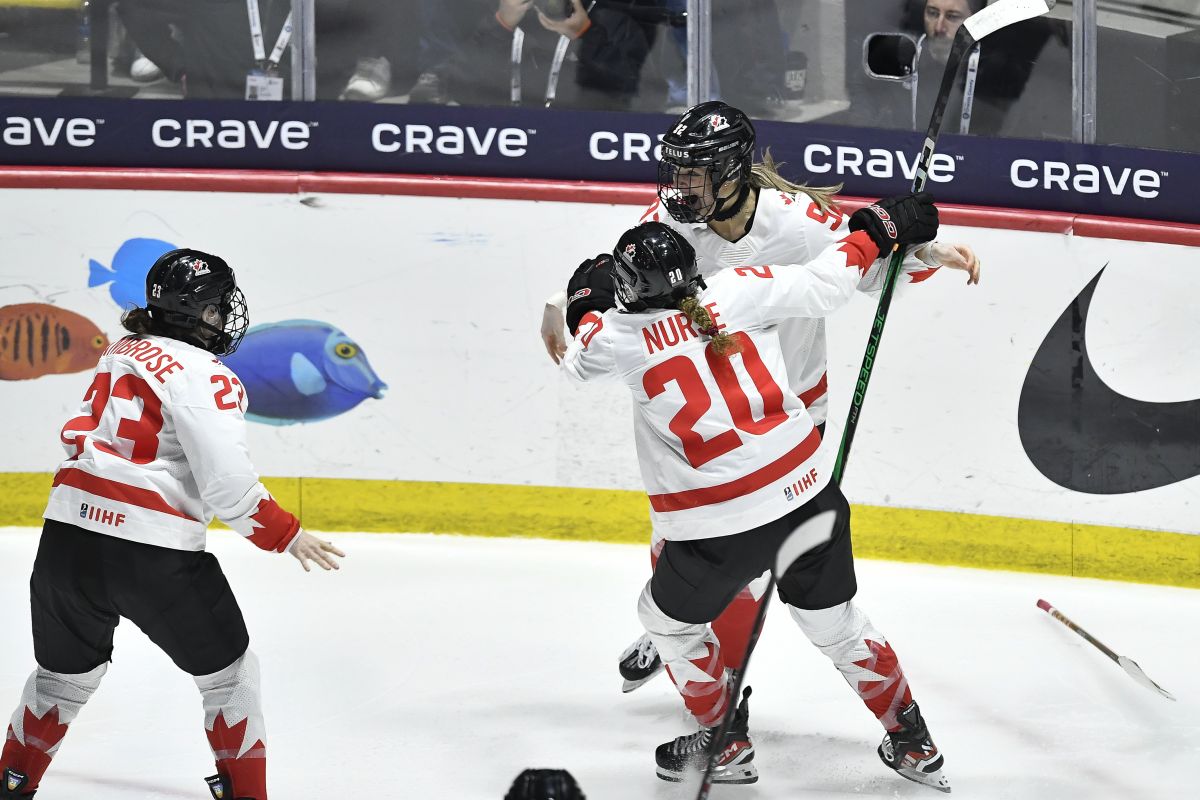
top-left (1037, 599), bottom-right (1176, 702)
top-left (963, 0), bottom-right (1056, 43)
top-left (1117, 655), bottom-right (1177, 701)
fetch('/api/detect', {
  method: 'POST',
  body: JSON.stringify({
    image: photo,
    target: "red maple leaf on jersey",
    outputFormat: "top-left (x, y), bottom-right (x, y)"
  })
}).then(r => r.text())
top-left (837, 231), bottom-right (879, 277)
top-left (246, 498), bottom-right (300, 553)
top-left (779, 192), bottom-right (794, 205)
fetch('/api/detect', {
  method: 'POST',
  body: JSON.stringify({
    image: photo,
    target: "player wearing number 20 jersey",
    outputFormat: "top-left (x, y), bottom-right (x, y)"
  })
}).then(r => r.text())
top-left (563, 223), bottom-right (881, 542)
top-left (562, 220), bottom-right (949, 791)
top-left (1, 249), bottom-right (344, 800)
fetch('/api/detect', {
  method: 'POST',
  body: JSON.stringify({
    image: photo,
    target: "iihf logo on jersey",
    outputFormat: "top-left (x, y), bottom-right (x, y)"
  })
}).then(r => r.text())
top-left (784, 468), bottom-right (819, 501)
top-left (708, 114), bottom-right (730, 133)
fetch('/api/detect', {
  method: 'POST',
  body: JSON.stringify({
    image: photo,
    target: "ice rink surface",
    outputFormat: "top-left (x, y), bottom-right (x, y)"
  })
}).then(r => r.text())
top-left (0, 529), bottom-right (1195, 800)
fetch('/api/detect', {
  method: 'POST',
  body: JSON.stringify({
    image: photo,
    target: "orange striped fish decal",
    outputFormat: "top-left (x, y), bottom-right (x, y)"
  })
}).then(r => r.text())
top-left (0, 304), bottom-right (109, 381)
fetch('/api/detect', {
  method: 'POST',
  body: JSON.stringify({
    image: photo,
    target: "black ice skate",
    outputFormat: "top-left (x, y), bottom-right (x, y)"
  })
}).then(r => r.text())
top-left (877, 701), bottom-right (951, 793)
top-left (1, 768), bottom-right (33, 798)
top-left (655, 687), bottom-right (757, 784)
top-left (205, 773), bottom-right (255, 800)
top-left (618, 633), bottom-right (663, 693)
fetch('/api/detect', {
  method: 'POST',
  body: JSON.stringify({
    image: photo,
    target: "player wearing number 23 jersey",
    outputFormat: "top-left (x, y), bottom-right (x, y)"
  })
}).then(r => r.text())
top-left (1, 249), bottom-right (344, 800)
top-left (46, 327), bottom-right (297, 553)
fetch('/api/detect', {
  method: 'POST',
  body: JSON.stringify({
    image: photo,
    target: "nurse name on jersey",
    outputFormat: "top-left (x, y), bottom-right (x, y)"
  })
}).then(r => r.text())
top-left (103, 337), bottom-right (185, 383)
top-left (642, 303), bottom-right (727, 356)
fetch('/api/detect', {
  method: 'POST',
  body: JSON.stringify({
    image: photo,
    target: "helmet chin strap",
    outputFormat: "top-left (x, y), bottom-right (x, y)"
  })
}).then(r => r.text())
top-left (710, 181), bottom-right (751, 222)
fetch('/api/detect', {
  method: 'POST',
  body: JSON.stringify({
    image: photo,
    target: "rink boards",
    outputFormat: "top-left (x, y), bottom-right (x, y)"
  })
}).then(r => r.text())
top-left (0, 171), bottom-right (1196, 587)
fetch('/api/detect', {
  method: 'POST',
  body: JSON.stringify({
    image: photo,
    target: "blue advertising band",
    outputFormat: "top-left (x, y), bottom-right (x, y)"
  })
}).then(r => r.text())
top-left (0, 97), bottom-right (1194, 225)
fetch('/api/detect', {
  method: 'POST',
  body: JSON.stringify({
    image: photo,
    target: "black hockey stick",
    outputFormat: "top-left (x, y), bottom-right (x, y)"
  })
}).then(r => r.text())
top-left (833, 0), bottom-right (1058, 483)
top-left (695, 3), bottom-right (1058, 796)
top-left (1037, 599), bottom-right (1175, 701)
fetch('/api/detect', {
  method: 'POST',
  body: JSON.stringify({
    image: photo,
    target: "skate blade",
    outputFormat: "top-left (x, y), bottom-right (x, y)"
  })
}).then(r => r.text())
top-left (878, 747), bottom-right (951, 793)
top-left (620, 664), bottom-right (664, 693)
top-left (655, 763), bottom-right (759, 785)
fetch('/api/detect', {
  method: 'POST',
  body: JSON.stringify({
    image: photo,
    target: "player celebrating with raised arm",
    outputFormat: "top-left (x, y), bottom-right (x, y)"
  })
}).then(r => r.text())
top-left (548, 101), bottom-right (980, 693)
top-left (0, 250), bottom-right (344, 800)
top-left (562, 216), bottom-right (950, 792)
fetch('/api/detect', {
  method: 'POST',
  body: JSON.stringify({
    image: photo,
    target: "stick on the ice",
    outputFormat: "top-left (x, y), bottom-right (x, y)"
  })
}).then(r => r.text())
top-left (832, 0), bottom-right (1058, 483)
top-left (1037, 599), bottom-right (1175, 701)
top-left (697, 3), bottom-right (1060, 797)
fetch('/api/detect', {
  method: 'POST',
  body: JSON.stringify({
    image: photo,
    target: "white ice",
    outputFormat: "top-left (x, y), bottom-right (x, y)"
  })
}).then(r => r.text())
top-left (0, 529), bottom-right (1196, 799)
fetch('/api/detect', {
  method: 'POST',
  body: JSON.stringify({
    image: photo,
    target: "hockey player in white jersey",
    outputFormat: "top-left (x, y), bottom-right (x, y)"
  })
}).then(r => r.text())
top-left (552, 101), bottom-right (980, 693)
top-left (562, 218), bottom-right (950, 792)
top-left (0, 249), bottom-right (344, 800)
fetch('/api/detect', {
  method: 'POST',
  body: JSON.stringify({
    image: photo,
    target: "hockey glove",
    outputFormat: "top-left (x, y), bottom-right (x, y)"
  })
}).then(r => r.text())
top-left (565, 253), bottom-right (617, 334)
top-left (848, 191), bottom-right (939, 254)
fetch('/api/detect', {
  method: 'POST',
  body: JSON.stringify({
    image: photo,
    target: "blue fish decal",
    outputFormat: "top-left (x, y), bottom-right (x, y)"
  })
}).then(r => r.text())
top-left (222, 320), bottom-right (387, 425)
top-left (88, 237), bottom-right (177, 310)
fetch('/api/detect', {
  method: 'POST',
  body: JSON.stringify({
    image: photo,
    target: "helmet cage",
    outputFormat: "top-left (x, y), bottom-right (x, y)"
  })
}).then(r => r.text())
top-left (612, 223), bottom-right (701, 312)
top-left (657, 102), bottom-right (755, 223)
top-left (145, 249), bottom-right (250, 356)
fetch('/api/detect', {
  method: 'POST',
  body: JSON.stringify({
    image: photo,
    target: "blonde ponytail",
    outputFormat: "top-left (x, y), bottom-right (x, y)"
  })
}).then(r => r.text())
top-left (680, 295), bottom-right (740, 357)
top-left (749, 148), bottom-right (842, 213)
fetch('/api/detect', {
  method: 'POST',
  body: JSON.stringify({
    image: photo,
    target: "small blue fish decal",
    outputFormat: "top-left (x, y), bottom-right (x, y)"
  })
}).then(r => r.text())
top-left (222, 320), bottom-right (387, 425)
top-left (88, 238), bottom-right (177, 310)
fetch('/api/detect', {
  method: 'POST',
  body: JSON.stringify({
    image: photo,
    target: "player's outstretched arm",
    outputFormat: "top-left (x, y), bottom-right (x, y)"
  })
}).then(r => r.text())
top-left (288, 529), bottom-right (346, 572)
top-left (925, 242), bottom-right (981, 284)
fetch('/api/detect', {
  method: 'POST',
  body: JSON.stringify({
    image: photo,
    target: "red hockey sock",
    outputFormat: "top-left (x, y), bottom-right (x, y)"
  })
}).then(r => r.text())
top-left (712, 589), bottom-right (762, 671)
top-left (664, 640), bottom-right (730, 728)
top-left (852, 638), bottom-right (914, 732)
top-left (1, 705), bottom-right (69, 792)
top-left (206, 711), bottom-right (268, 799)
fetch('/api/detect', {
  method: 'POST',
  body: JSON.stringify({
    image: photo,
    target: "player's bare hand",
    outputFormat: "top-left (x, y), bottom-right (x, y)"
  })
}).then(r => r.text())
top-left (541, 303), bottom-right (568, 364)
top-left (929, 242), bottom-right (980, 285)
top-left (537, 0), bottom-right (590, 37)
top-left (498, 0), bottom-right (536, 29)
top-left (288, 530), bottom-right (346, 572)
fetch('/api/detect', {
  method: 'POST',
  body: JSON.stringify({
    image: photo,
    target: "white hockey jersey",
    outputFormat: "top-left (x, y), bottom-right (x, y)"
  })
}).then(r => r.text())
top-left (563, 228), bottom-right (884, 542)
top-left (636, 189), bottom-right (942, 424)
top-left (44, 334), bottom-right (301, 553)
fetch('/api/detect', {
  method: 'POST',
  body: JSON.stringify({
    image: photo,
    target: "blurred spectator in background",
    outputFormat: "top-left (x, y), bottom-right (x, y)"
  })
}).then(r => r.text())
top-left (900, 0), bottom-right (1071, 138)
top-left (711, 0), bottom-right (787, 117)
top-left (337, 0), bottom-right (474, 102)
top-left (115, 0), bottom-right (279, 99)
top-left (445, 0), bottom-right (663, 111)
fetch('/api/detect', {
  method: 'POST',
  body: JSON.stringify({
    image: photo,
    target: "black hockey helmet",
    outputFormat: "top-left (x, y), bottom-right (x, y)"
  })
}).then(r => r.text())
top-left (657, 101), bottom-right (757, 223)
top-left (503, 768), bottom-right (585, 800)
top-left (144, 248), bottom-right (249, 355)
top-left (612, 222), bottom-right (702, 312)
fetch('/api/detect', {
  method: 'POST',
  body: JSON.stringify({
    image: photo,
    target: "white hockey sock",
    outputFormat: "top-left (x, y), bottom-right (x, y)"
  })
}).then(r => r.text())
top-left (2, 663), bottom-right (106, 789)
top-left (6, 663), bottom-right (106, 751)
top-left (789, 601), bottom-right (913, 730)
top-left (193, 649), bottom-right (267, 761)
top-left (638, 583), bottom-right (729, 727)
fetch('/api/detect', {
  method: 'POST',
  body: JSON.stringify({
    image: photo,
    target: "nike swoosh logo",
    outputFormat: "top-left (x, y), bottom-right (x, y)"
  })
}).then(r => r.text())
top-left (1019, 265), bottom-right (1200, 494)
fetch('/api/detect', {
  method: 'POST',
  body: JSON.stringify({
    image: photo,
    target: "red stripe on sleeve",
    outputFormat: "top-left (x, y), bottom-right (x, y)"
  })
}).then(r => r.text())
top-left (798, 372), bottom-right (829, 408)
top-left (246, 498), bottom-right (301, 553)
